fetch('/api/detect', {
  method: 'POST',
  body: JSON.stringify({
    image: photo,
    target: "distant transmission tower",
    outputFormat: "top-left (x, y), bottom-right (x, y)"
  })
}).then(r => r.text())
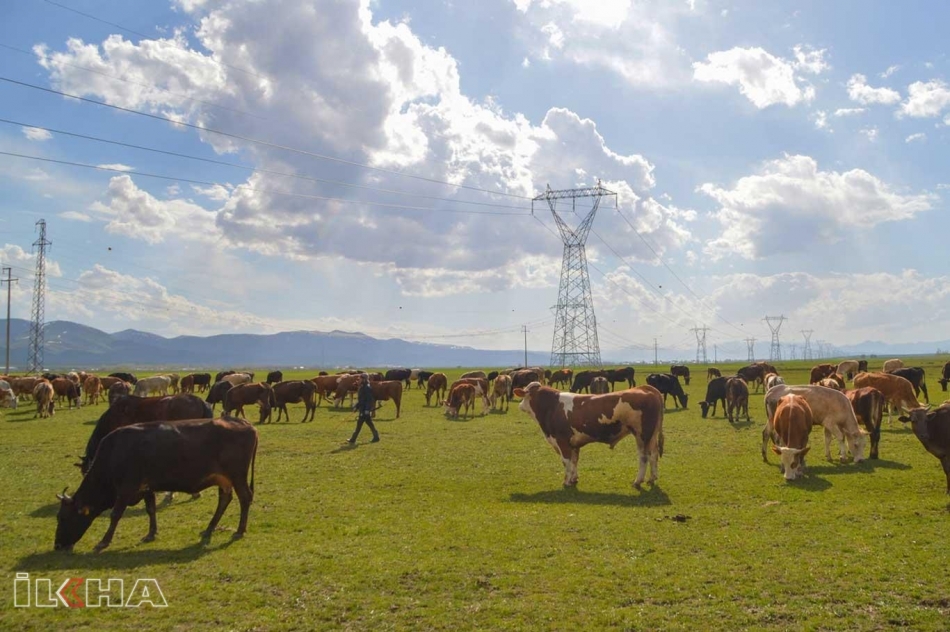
top-left (763, 315), bottom-right (786, 362)
top-left (691, 325), bottom-right (710, 364)
top-left (533, 183), bottom-right (616, 367)
top-left (745, 337), bottom-right (756, 363)
top-left (801, 330), bottom-right (814, 361)
top-left (789, 343), bottom-right (798, 360)
top-left (28, 219), bottom-right (51, 374)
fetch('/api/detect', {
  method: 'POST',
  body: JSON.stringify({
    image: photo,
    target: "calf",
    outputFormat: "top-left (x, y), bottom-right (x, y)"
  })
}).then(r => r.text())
top-left (83, 375), bottom-right (102, 406)
top-left (273, 380), bottom-right (317, 423)
top-left (846, 387), bottom-right (885, 459)
top-left (768, 394), bottom-right (813, 480)
top-left (707, 367), bottom-right (722, 381)
top-left (514, 382), bottom-right (664, 489)
top-left (764, 385), bottom-right (867, 464)
top-left (726, 377), bottom-right (750, 423)
top-left (55, 417), bottom-right (257, 552)
top-left (80, 393), bottom-right (214, 474)
top-left (425, 373), bottom-right (448, 407)
top-left (646, 373), bottom-right (688, 409)
top-left (670, 365), bottom-right (690, 386)
top-left (898, 404), bottom-right (950, 494)
top-left (699, 376), bottom-right (728, 418)
top-left (888, 367), bottom-right (928, 403)
top-left (444, 383), bottom-right (476, 419)
top-left (810, 364), bottom-right (837, 384)
top-left (853, 372), bottom-right (921, 424)
top-left (490, 375), bottom-right (511, 411)
top-left (590, 376), bottom-right (609, 394)
top-left (34, 381), bottom-right (54, 418)
top-left (447, 378), bottom-right (491, 414)
top-left (224, 383), bottom-right (276, 423)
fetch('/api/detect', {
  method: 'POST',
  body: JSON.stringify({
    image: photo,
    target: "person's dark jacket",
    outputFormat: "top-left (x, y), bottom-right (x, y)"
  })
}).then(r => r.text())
top-left (356, 382), bottom-right (375, 416)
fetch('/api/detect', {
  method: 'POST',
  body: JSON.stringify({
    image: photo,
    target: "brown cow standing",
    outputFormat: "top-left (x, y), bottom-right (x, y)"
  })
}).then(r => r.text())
top-left (224, 383), bottom-right (276, 423)
top-left (108, 381), bottom-right (132, 406)
top-left (33, 380), bottom-right (54, 418)
top-left (332, 374), bottom-right (363, 408)
top-left (444, 383), bottom-right (476, 419)
top-left (447, 378), bottom-right (491, 414)
top-left (726, 377), bottom-right (750, 423)
top-left (273, 380), bottom-right (317, 423)
top-left (311, 375), bottom-right (341, 406)
top-left (425, 373), bottom-right (448, 407)
top-left (809, 364), bottom-right (837, 384)
top-left (83, 375), bottom-right (102, 406)
top-left (768, 394), bottom-right (813, 480)
top-left (180, 374), bottom-right (195, 394)
top-left (514, 382), bottom-right (664, 489)
top-left (549, 369), bottom-right (573, 389)
top-left (853, 372), bottom-right (921, 425)
top-left (707, 367), bottom-right (722, 382)
top-left (51, 377), bottom-right (81, 409)
top-left (371, 380), bottom-right (403, 418)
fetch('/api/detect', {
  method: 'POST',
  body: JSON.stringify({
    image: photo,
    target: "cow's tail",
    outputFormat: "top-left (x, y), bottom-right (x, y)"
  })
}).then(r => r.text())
top-left (249, 432), bottom-right (258, 496)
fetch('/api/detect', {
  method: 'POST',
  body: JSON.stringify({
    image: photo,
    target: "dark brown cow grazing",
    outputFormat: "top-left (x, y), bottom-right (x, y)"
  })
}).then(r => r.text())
top-left (645, 374), bottom-right (688, 409)
top-left (549, 369), bottom-right (573, 389)
top-left (80, 393), bottom-right (213, 474)
top-left (372, 380), bottom-right (403, 418)
top-left (605, 367), bottom-right (636, 390)
top-left (670, 365), bottom-right (690, 386)
top-left (224, 383), bottom-right (276, 423)
top-left (939, 361), bottom-right (950, 392)
top-left (444, 383), bottom-right (476, 419)
top-left (846, 387), bottom-right (885, 460)
top-left (56, 417), bottom-right (257, 552)
top-left (206, 381), bottom-right (234, 414)
top-left (384, 368), bottom-right (412, 388)
top-left (515, 382), bottom-right (664, 488)
top-left (570, 370), bottom-right (607, 393)
top-left (725, 377), bottom-right (750, 423)
top-left (707, 367), bottom-right (722, 382)
top-left (699, 376), bottom-right (728, 418)
top-left (425, 373), bottom-right (448, 407)
top-left (768, 394), bottom-right (812, 480)
top-left (51, 377), bottom-right (81, 409)
top-left (447, 378), bottom-right (491, 414)
top-left (810, 364), bottom-right (838, 384)
top-left (737, 363), bottom-right (775, 393)
top-left (889, 367), bottom-right (929, 403)
top-left (107, 381), bottom-right (132, 406)
top-left (273, 380), bottom-right (317, 423)
top-left (899, 404), bottom-right (950, 494)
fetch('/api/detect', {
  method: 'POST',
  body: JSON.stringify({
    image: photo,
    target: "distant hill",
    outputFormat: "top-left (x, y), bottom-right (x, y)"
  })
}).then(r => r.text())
top-left (0, 319), bottom-right (549, 370)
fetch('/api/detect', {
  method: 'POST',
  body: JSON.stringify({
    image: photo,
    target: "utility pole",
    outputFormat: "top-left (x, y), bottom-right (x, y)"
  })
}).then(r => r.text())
top-left (2, 267), bottom-right (18, 374)
top-left (522, 325), bottom-right (529, 368)
top-left (745, 337), bottom-right (756, 363)
top-left (714, 344), bottom-right (718, 363)
top-left (653, 338), bottom-right (658, 366)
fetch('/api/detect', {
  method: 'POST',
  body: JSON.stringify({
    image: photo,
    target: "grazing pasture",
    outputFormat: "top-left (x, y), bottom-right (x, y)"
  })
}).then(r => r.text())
top-left (1, 359), bottom-right (948, 630)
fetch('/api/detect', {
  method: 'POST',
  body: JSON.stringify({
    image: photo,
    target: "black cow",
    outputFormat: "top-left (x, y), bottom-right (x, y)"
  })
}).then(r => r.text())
top-left (385, 368), bottom-right (412, 388)
top-left (725, 377), bottom-right (749, 423)
top-left (899, 404), bottom-right (950, 494)
top-left (266, 370), bottom-right (283, 384)
top-left (486, 371), bottom-right (499, 383)
top-left (940, 361), bottom-right (950, 392)
top-left (416, 370), bottom-right (434, 388)
top-left (55, 417), bottom-right (258, 552)
top-left (858, 360), bottom-right (868, 373)
top-left (889, 367), bottom-right (929, 403)
top-left (605, 367), bottom-right (636, 390)
top-left (570, 370), bottom-right (607, 393)
top-left (42, 372), bottom-right (62, 381)
top-left (192, 373), bottom-right (212, 392)
top-left (108, 372), bottom-right (137, 385)
top-left (670, 365), bottom-right (690, 386)
top-left (646, 373), bottom-right (688, 409)
top-left (699, 376), bottom-right (728, 418)
top-left (214, 370), bottom-right (236, 384)
top-left (80, 393), bottom-right (212, 474)
top-left (206, 381), bottom-right (234, 414)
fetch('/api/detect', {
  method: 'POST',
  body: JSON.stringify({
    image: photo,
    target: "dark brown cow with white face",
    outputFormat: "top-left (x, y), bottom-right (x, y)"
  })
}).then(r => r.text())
top-left (514, 382), bottom-right (664, 489)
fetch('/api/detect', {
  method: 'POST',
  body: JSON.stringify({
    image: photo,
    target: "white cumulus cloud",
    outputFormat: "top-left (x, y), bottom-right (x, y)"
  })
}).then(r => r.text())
top-left (22, 126), bottom-right (53, 141)
top-left (846, 73), bottom-right (901, 105)
top-left (692, 46), bottom-right (821, 108)
top-left (899, 79), bottom-right (950, 118)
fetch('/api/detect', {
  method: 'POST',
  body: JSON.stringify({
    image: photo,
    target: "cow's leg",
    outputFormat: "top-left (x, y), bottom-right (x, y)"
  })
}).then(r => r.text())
top-left (203, 485), bottom-right (233, 539)
top-left (142, 491), bottom-right (158, 543)
top-left (568, 448), bottom-right (580, 486)
top-left (95, 497), bottom-right (131, 553)
top-left (633, 439), bottom-right (649, 489)
top-left (234, 479), bottom-right (252, 537)
top-left (761, 422), bottom-right (772, 463)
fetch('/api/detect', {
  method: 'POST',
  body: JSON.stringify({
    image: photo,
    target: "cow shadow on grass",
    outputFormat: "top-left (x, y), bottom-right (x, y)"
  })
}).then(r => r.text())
top-left (510, 484), bottom-right (671, 508)
top-left (14, 538), bottom-right (236, 572)
top-left (3, 410), bottom-right (37, 423)
top-left (806, 458), bottom-right (911, 477)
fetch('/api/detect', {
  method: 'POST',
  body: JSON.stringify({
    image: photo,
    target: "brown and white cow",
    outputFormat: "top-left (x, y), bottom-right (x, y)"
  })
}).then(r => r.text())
top-left (332, 374), bottom-right (363, 408)
top-left (764, 385), bottom-right (867, 464)
top-left (311, 374), bottom-right (341, 406)
top-left (837, 360), bottom-right (861, 381)
top-left (589, 376), bottom-right (609, 394)
top-left (444, 383), bottom-right (477, 419)
top-left (768, 394), bottom-right (813, 480)
top-left (447, 378), bottom-right (491, 414)
top-left (425, 373), bottom-right (448, 407)
top-left (818, 376), bottom-right (844, 391)
top-left (853, 372), bottom-right (921, 424)
top-left (764, 373), bottom-right (784, 390)
top-left (809, 364), bottom-right (837, 384)
top-left (490, 375), bottom-right (511, 411)
top-left (33, 380), bottom-right (54, 418)
top-left (514, 382), bottom-right (664, 489)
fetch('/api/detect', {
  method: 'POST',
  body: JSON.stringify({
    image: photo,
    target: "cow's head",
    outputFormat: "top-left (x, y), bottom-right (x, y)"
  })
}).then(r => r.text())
top-left (899, 405), bottom-right (933, 441)
top-left (513, 381), bottom-right (542, 420)
top-left (770, 445), bottom-right (810, 480)
top-left (55, 488), bottom-right (94, 552)
top-left (699, 401), bottom-right (710, 418)
top-left (677, 393), bottom-right (689, 408)
top-left (847, 430), bottom-right (869, 463)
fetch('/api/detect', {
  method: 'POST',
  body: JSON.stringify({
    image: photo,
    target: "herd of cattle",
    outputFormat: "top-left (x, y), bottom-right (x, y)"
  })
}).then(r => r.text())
top-left (2, 358), bottom-right (948, 553)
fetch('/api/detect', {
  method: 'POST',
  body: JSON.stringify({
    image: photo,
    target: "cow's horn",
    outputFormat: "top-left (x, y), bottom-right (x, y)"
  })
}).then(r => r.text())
top-left (56, 486), bottom-right (70, 501)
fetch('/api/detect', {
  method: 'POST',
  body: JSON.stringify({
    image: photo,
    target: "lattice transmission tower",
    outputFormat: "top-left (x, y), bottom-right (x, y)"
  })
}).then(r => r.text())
top-left (533, 183), bottom-right (616, 367)
top-left (28, 219), bottom-right (51, 374)
top-left (763, 315), bottom-right (786, 362)
top-left (745, 337), bottom-right (756, 363)
top-left (801, 330), bottom-right (814, 361)
top-left (691, 325), bottom-right (710, 364)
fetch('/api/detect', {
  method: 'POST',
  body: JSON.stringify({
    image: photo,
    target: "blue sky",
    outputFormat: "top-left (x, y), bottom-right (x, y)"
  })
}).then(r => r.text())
top-left (0, 0), bottom-right (948, 359)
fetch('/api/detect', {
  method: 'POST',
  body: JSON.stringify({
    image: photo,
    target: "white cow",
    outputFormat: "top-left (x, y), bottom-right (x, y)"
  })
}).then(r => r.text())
top-left (223, 372), bottom-right (253, 387)
top-left (0, 383), bottom-right (17, 409)
top-left (883, 359), bottom-right (904, 373)
top-left (836, 360), bottom-right (860, 381)
top-left (132, 375), bottom-right (172, 397)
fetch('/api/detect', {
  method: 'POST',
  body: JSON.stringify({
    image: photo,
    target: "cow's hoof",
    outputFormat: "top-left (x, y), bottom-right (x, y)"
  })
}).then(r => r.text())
top-left (93, 542), bottom-right (110, 553)
top-left (200, 530), bottom-right (213, 541)
top-left (633, 482), bottom-right (643, 490)
top-left (232, 531), bottom-right (245, 540)
top-left (141, 534), bottom-right (156, 543)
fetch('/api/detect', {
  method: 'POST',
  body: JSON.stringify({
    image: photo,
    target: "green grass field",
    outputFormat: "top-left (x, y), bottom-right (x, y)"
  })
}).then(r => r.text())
top-left (1, 359), bottom-right (949, 630)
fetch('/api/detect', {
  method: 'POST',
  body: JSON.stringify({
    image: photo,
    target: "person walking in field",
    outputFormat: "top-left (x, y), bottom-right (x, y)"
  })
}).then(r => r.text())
top-left (348, 374), bottom-right (380, 444)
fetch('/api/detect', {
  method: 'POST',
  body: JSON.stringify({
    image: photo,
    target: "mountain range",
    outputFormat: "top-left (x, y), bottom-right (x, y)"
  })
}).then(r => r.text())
top-left (0, 319), bottom-right (946, 371)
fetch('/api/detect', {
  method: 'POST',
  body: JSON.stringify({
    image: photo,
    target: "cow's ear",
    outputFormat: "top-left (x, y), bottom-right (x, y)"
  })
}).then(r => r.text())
top-left (800, 446), bottom-right (811, 457)
top-left (770, 445), bottom-right (781, 455)
top-left (513, 388), bottom-right (526, 398)
top-left (898, 416), bottom-right (910, 423)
